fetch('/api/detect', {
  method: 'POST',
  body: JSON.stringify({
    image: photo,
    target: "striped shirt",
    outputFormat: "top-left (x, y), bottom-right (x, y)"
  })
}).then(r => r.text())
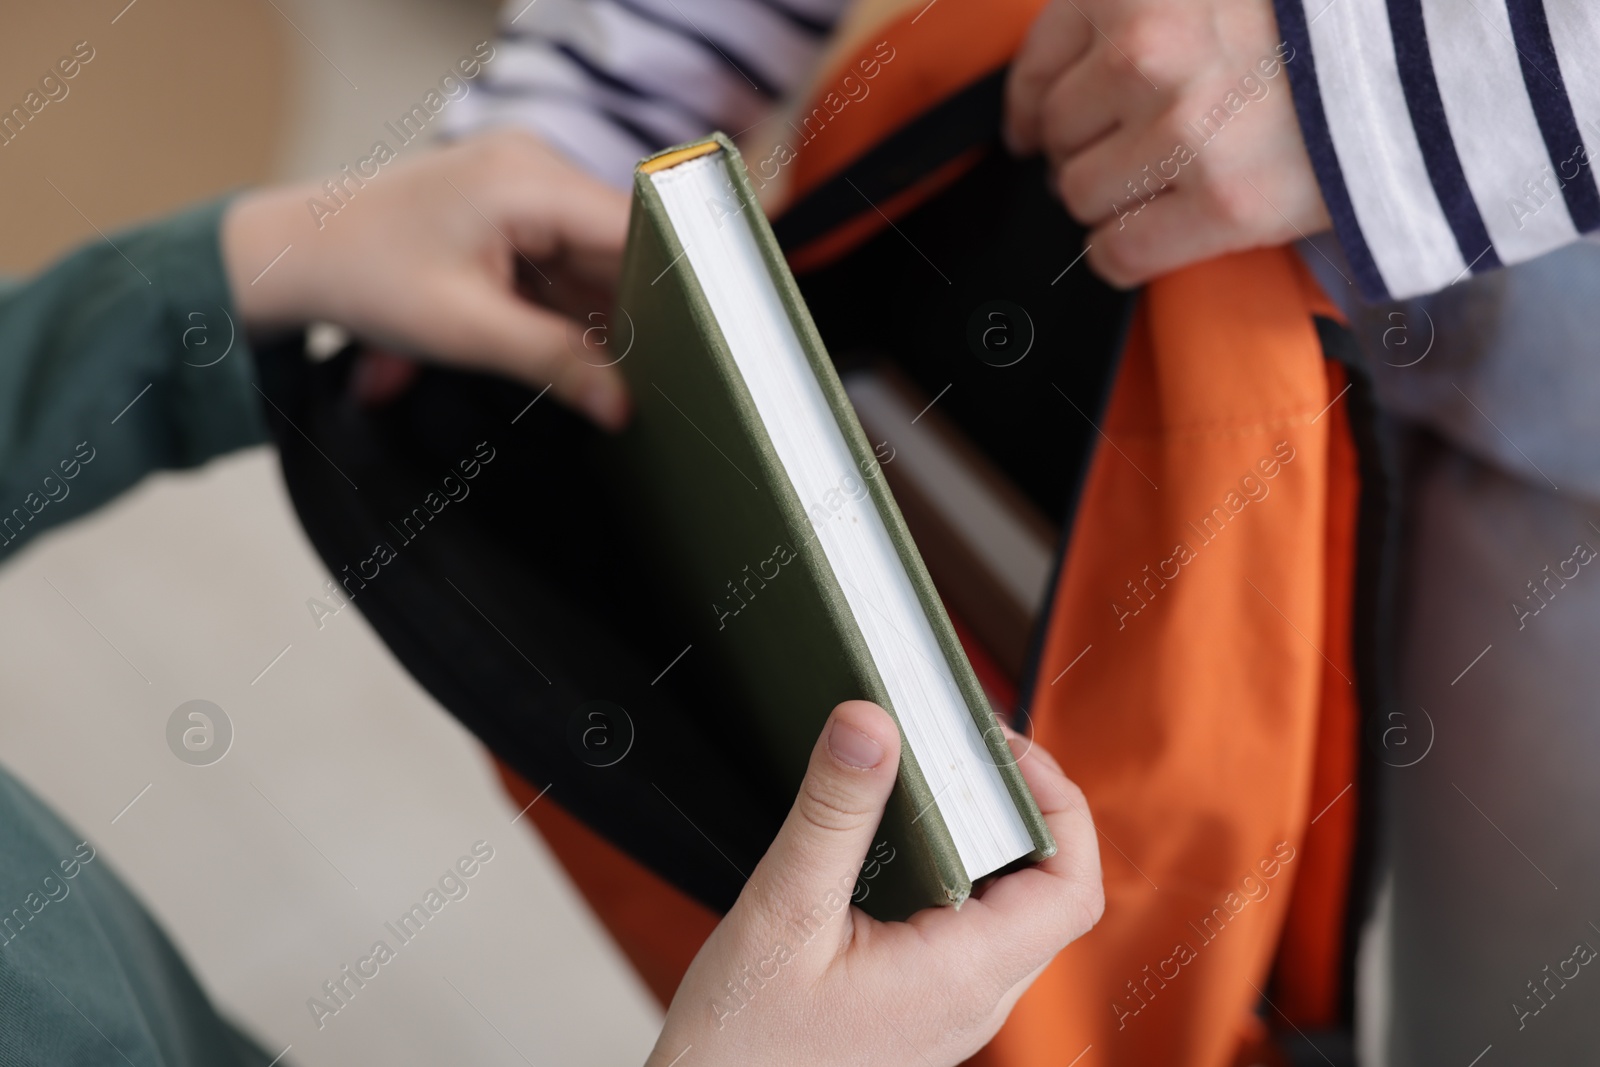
top-left (458, 0), bottom-right (1600, 301)
top-left (1275, 0), bottom-right (1600, 300)
top-left (444, 0), bottom-right (851, 187)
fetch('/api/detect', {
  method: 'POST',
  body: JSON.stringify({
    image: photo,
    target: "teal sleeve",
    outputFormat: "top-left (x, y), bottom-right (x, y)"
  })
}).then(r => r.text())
top-left (0, 764), bottom-right (280, 1065)
top-left (0, 197), bottom-right (269, 559)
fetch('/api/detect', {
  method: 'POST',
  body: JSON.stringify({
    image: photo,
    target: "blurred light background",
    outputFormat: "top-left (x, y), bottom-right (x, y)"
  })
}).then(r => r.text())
top-left (0, 1), bottom-right (663, 1063)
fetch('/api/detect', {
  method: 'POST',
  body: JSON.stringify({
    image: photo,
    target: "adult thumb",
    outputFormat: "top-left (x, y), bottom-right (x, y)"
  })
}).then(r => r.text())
top-left (747, 701), bottom-right (902, 920)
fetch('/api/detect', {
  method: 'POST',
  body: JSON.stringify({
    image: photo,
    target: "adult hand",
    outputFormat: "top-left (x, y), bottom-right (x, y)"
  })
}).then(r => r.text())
top-left (1004, 0), bottom-right (1331, 287)
top-left (221, 130), bottom-right (631, 429)
top-left (648, 701), bottom-right (1104, 1067)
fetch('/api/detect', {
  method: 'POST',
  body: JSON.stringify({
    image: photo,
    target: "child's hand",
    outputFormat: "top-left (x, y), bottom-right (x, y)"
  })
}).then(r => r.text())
top-left (649, 700), bottom-right (1103, 1067)
top-left (1004, 0), bottom-right (1330, 287)
top-left (222, 130), bottom-right (632, 429)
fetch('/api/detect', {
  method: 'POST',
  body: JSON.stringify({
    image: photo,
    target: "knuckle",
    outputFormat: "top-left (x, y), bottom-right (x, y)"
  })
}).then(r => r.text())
top-left (1204, 173), bottom-right (1261, 230)
top-left (1054, 160), bottom-right (1097, 219)
top-left (1112, 13), bottom-right (1178, 81)
top-left (968, 951), bottom-right (1021, 1004)
top-left (1006, 56), bottom-right (1050, 113)
top-left (1080, 878), bottom-right (1107, 930)
top-left (476, 127), bottom-right (544, 175)
top-left (1055, 776), bottom-right (1091, 815)
top-left (942, 986), bottom-right (1004, 1041)
top-left (797, 777), bottom-right (870, 835)
top-left (963, 938), bottom-right (1046, 1019)
top-left (1057, 869), bottom-right (1106, 945)
top-left (1152, 110), bottom-right (1194, 160)
top-left (1093, 237), bottom-right (1143, 287)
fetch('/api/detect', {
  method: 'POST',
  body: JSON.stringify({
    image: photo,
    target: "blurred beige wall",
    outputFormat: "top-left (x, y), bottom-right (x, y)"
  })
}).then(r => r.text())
top-left (0, 2), bottom-right (663, 1065)
top-left (0, 0), bottom-right (286, 272)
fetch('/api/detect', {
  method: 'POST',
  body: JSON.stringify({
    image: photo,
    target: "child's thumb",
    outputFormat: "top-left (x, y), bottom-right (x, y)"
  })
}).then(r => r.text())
top-left (744, 701), bottom-right (902, 920)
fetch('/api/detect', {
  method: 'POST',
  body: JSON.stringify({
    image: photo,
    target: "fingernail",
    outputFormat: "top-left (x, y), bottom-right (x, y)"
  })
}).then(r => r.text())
top-left (828, 721), bottom-right (884, 769)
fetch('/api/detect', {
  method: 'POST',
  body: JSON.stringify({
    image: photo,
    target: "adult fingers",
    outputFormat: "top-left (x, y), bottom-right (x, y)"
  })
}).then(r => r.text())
top-left (1005, 0), bottom-right (1095, 155)
top-left (1033, 40), bottom-right (1135, 167)
top-left (1084, 181), bottom-right (1269, 288)
top-left (1054, 123), bottom-right (1178, 227)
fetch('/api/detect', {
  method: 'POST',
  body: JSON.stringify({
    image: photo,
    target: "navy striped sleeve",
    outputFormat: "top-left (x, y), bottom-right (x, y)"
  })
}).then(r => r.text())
top-left (1274, 0), bottom-right (1388, 300)
top-left (1271, 0), bottom-right (1600, 300)
top-left (1504, 2), bottom-right (1600, 234)
top-left (1384, 0), bottom-right (1501, 276)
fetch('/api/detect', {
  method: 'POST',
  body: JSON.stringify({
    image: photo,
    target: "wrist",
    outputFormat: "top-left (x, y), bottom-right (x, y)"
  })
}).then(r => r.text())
top-left (221, 184), bottom-right (320, 328)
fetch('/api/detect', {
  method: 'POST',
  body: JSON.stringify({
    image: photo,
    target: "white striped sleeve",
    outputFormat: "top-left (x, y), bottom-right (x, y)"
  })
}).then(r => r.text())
top-left (444, 0), bottom-right (850, 188)
top-left (1273, 0), bottom-right (1600, 300)
top-left (1545, 3), bottom-right (1600, 170)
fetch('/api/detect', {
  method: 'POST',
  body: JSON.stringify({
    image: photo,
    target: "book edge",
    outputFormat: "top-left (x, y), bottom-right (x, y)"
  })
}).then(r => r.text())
top-left (706, 134), bottom-right (1059, 869)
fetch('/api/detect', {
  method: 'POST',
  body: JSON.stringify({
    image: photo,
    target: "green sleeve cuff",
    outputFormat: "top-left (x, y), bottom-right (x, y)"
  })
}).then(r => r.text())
top-left (121, 195), bottom-right (269, 463)
top-left (0, 195), bottom-right (272, 557)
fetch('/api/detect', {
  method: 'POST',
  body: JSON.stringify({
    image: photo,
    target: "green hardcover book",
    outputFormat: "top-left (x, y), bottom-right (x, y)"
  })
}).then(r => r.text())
top-left (608, 133), bottom-right (1056, 920)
